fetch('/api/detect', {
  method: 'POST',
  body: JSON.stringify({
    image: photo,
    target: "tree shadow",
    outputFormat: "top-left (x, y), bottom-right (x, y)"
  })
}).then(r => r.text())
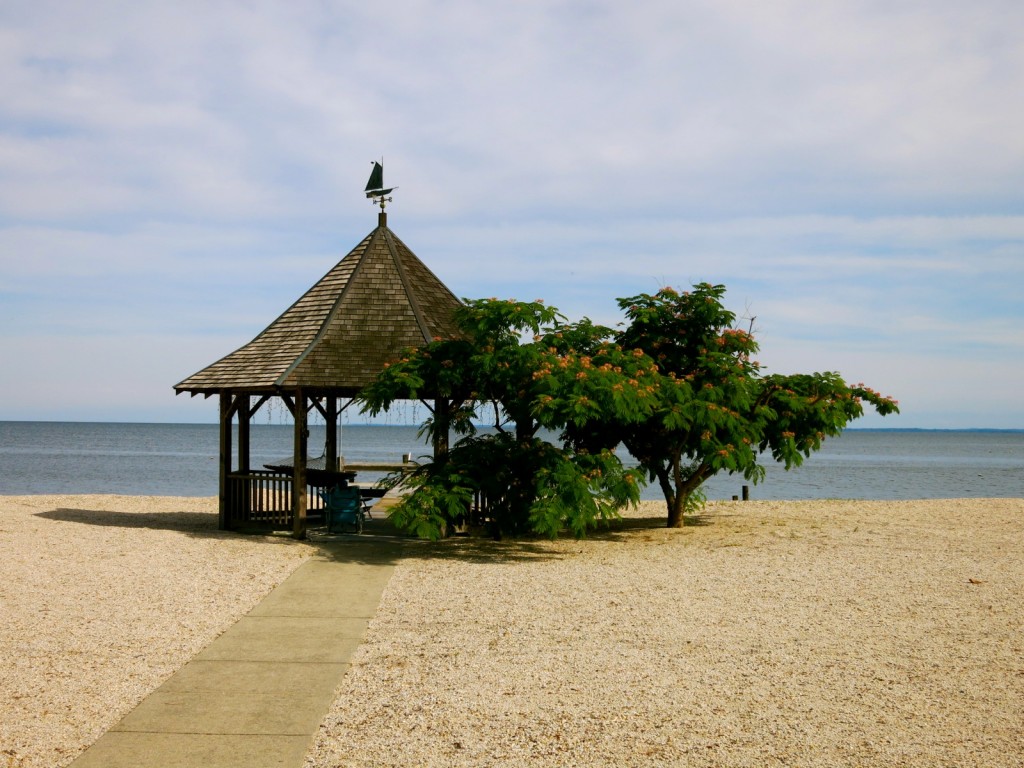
top-left (410, 537), bottom-right (568, 564)
top-left (313, 506), bottom-right (729, 564)
top-left (598, 514), bottom-right (716, 536)
top-left (313, 528), bottom-right (566, 565)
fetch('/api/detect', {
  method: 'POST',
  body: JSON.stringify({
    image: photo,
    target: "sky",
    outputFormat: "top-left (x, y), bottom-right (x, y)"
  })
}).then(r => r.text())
top-left (1, 0), bottom-right (1022, 429)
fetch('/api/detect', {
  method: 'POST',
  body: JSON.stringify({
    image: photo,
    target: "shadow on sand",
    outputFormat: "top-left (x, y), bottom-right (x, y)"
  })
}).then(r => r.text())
top-left (34, 505), bottom-right (716, 566)
top-left (314, 508), bottom-right (717, 564)
top-left (35, 507), bottom-right (221, 535)
top-left (591, 512), bottom-right (716, 538)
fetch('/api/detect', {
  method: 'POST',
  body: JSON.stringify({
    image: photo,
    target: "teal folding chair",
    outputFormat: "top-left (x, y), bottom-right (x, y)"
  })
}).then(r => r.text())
top-left (320, 485), bottom-right (364, 534)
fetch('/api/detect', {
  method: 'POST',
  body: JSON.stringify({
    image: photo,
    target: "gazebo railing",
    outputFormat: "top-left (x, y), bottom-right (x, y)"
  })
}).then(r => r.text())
top-left (225, 470), bottom-right (327, 530)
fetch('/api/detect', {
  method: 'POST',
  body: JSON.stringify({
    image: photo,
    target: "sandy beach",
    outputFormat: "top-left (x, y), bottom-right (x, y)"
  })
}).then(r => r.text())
top-left (0, 495), bottom-right (317, 768)
top-left (2, 495), bottom-right (1022, 767)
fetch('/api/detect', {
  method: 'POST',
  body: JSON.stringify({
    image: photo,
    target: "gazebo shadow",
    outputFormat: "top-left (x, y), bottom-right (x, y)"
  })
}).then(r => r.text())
top-left (36, 507), bottom-right (232, 540)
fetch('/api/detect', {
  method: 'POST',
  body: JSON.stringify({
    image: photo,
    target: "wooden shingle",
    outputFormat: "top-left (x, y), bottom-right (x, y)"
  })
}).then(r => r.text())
top-left (174, 214), bottom-right (462, 398)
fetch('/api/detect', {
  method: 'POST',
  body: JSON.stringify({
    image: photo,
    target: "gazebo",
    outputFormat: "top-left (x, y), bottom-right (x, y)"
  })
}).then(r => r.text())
top-left (175, 203), bottom-right (463, 538)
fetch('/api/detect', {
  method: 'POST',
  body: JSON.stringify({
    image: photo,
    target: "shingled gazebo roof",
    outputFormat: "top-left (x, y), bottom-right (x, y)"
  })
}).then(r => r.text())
top-left (174, 212), bottom-right (462, 398)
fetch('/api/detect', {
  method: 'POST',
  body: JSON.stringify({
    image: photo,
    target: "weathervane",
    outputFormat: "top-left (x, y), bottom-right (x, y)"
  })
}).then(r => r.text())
top-left (364, 160), bottom-right (396, 211)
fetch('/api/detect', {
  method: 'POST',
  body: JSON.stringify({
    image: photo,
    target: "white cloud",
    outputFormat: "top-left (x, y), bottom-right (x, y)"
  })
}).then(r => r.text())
top-left (1, 0), bottom-right (1022, 425)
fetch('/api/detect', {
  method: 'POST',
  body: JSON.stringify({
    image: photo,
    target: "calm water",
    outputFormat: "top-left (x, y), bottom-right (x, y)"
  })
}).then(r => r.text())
top-left (0, 421), bottom-right (1021, 501)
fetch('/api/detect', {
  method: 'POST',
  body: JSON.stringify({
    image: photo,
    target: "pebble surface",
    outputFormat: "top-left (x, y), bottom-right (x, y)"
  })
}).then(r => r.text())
top-left (1, 496), bottom-right (1022, 767)
top-left (306, 498), bottom-right (1024, 768)
top-left (0, 495), bottom-right (316, 768)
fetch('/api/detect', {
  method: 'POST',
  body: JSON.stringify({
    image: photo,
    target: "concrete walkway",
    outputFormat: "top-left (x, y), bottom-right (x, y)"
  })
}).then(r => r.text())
top-left (70, 537), bottom-right (403, 768)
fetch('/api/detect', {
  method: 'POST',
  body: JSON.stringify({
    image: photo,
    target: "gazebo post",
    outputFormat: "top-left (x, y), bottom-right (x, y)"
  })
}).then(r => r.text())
top-left (237, 396), bottom-right (251, 523)
top-left (292, 389), bottom-right (308, 539)
top-left (237, 396), bottom-right (251, 474)
top-left (218, 392), bottom-right (232, 531)
top-left (326, 396), bottom-right (339, 470)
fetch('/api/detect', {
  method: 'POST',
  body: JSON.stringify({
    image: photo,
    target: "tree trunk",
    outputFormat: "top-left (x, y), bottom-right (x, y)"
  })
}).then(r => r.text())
top-left (666, 493), bottom-right (687, 528)
top-left (653, 465), bottom-right (685, 528)
top-left (432, 398), bottom-right (450, 459)
top-left (633, 446), bottom-right (713, 529)
top-left (662, 458), bottom-right (709, 528)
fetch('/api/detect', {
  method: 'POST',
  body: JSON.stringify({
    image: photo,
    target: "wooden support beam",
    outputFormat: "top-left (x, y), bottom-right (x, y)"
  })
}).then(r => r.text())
top-left (224, 394), bottom-right (244, 421)
top-left (292, 390), bottom-right (308, 539)
top-left (218, 392), bottom-right (233, 531)
top-left (249, 394), bottom-right (272, 416)
top-left (309, 397), bottom-right (329, 421)
top-left (279, 393), bottom-right (296, 417)
top-left (238, 396), bottom-right (251, 474)
top-left (326, 397), bottom-right (338, 471)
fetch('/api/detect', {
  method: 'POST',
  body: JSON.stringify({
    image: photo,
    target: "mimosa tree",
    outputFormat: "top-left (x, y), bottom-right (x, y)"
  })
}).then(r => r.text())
top-left (535, 283), bottom-right (900, 527)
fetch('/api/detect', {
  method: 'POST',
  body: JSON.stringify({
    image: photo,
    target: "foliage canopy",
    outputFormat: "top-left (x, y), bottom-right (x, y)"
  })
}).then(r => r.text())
top-left (359, 298), bottom-right (644, 539)
top-left (548, 284), bottom-right (898, 525)
top-left (359, 284), bottom-right (899, 536)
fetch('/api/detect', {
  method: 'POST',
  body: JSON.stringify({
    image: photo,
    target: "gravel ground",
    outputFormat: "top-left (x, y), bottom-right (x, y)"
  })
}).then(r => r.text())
top-left (307, 498), bottom-right (1024, 768)
top-left (0, 495), bottom-right (316, 768)
top-left (2, 496), bottom-right (1021, 768)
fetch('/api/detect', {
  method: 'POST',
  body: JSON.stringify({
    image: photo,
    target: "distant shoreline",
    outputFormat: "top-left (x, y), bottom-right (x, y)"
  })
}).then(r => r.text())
top-left (2, 419), bottom-right (1023, 433)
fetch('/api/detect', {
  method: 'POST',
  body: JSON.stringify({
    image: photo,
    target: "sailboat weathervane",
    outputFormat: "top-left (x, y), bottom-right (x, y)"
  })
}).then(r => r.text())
top-left (364, 160), bottom-right (396, 211)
